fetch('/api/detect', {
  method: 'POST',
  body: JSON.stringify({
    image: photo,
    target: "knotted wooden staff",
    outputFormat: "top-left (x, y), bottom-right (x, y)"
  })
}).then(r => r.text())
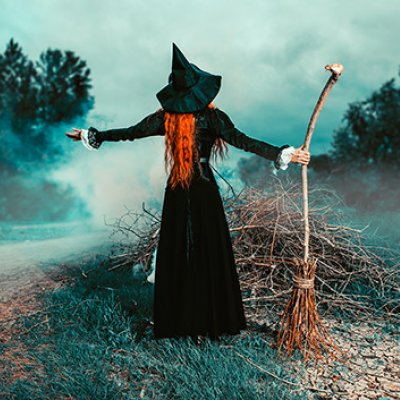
top-left (276, 64), bottom-right (344, 362)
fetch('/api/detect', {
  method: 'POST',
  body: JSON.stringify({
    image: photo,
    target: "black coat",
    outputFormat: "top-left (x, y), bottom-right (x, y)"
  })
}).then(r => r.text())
top-left (88, 107), bottom-right (290, 339)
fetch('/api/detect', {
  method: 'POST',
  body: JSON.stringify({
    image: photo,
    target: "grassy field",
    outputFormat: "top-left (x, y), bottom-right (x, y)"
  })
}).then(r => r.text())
top-left (1, 259), bottom-right (310, 400)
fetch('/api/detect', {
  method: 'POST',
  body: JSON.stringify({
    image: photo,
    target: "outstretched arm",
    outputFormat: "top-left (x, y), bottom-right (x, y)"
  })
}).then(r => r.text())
top-left (66, 109), bottom-right (165, 150)
top-left (214, 108), bottom-right (309, 169)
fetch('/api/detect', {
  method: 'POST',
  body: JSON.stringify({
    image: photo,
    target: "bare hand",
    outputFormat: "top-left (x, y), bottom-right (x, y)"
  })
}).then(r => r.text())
top-left (65, 127), bottom-right (82, 141)
top-left (291, 146), bottom-right (311, 166)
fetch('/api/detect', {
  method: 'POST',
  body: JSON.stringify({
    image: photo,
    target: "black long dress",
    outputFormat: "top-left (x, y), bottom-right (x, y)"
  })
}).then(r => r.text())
top-left (88, 107), bottom-right (289, 340)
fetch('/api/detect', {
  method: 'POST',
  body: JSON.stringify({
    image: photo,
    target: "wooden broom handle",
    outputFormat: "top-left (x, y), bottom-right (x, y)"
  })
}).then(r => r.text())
top-left (303, 64), bottom-right (344, 262)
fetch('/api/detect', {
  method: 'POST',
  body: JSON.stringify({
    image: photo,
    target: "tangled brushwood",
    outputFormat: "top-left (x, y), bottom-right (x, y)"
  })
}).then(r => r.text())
top-left (275, 257), bottom-right (339, 362)
top-left (225, 178), bottom-right (398, 317)
top-left (105, 176), bottom-right (399, 350)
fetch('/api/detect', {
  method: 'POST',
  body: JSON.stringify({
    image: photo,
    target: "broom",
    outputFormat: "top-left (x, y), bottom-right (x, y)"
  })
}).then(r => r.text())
top-left (276, 64), bottom-right (344, 362)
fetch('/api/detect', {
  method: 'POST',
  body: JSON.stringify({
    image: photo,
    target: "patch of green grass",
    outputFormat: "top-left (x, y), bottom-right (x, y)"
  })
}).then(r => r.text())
top-left (1, 261), bottom-right (309, 400)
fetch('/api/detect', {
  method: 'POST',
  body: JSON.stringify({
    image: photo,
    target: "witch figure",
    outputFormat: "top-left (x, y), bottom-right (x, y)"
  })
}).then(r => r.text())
top-left (66, 43), bottom-right (310, 342)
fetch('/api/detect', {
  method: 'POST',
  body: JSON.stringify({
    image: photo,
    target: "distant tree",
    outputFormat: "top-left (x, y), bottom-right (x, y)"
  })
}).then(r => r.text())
top-left (308, 153), bottom-right (334, 174)
top-left (330, 68), bottom-right (400, 170)
top-left (0, 39), bottom-right (94, 166)
top-left (0, 39), bottom-right (94, 129)
top-left (0, 38), bottom-right (39, 130)
top-left (36, 48), bottom-right (94, 123)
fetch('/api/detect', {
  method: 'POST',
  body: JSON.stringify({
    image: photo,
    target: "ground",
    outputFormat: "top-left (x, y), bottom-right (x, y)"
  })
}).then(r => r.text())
top-left (1, 255), bottom-right (399, 399)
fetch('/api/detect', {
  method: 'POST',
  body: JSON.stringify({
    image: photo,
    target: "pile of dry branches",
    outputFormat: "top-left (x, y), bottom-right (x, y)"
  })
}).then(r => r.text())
top-left (224, 178), bottom-right (399, 324)
top-left (105, 177), bottom-right (399, 326)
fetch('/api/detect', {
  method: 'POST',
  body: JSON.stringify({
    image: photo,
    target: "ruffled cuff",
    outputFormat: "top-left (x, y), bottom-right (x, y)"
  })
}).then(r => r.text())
top-left (274, 145), bottom-right (295, 170)
top-left (81, 127), bottom-right (102, 151)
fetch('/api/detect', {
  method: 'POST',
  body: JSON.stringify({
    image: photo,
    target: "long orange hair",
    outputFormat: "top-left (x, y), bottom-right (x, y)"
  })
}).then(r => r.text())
top-left (164, 103), bottom-right (227, 190)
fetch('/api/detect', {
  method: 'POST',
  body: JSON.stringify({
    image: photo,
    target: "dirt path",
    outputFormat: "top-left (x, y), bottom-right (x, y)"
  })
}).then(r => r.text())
top-left (0, 230), bottom-right (115, 387)
top-left (0, 230), bottom-right (113, 302)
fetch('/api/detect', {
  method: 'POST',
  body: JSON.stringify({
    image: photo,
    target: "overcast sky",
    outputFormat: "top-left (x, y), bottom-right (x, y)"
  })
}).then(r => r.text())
top-left (1, 0), bottom-right (399, 222)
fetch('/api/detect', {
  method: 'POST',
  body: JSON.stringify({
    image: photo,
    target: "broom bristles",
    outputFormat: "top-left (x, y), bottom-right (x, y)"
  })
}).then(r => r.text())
top-left (276, 257), bottom-right (339, 362)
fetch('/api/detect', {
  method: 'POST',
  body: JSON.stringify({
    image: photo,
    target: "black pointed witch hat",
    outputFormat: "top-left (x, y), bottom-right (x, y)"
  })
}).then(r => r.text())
top-left (156, 43), bottom-right (222, 113)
